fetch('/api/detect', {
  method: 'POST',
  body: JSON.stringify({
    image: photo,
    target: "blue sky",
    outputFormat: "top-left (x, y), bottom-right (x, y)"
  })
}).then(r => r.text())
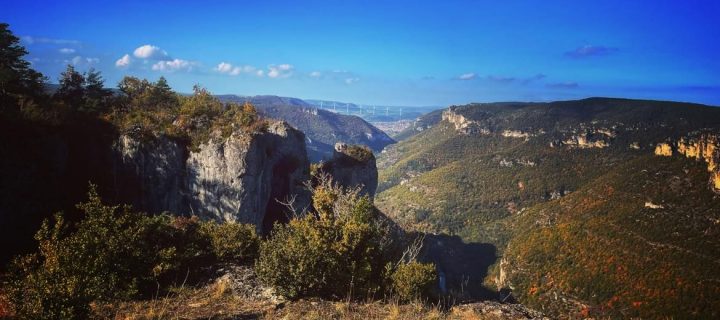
top-left (2, 0), bottom-right (719, 106)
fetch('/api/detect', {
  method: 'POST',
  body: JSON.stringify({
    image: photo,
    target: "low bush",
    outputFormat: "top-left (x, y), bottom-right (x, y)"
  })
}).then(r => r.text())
top-left (256, 177), bottom-right (394, 299)
top-left (256, 175), bottom-right (436, 301)
top-left (389, 261), bottom-right (437, 302)
top-left (202, 221), bottom-right (259, 263)
top-left (3, 184), bottom-right (258, 319)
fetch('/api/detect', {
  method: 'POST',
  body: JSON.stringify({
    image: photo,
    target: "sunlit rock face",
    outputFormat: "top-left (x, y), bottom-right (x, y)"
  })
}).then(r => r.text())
top-left (114, 120), bottom-right (311, 232)
top-left (653, 133), bottom-right (720, 193)
top-left (317, 142), bottom-right (378, 198)
top-left (654, 142), bottom-right (673, 156)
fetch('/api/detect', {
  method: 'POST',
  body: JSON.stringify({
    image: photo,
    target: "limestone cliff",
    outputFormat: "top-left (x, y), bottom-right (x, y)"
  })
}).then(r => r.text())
top-left (442, 109), bottom-right (489, 135)
top-left (653, 133), bottom-right (720, 193)
top-left (114, 120), bottom-right (311, 233)
top-left (317, 143), bottom-right (378, 198)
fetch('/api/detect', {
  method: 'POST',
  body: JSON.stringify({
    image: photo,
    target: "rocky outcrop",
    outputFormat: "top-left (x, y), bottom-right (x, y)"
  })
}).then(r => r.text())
top-left (114, 120), bottom-right (311, 233)
top-left (562, 133), bottom-right (610, 149)
top-left (442, 109), bottom-right (489, 135)
top-left (319, 143), bottom-right (378, 198)
top-left (187, 121), bottom-right (311, 231)
top-left (653, 133), bottom-right (720, 193)
top-left (654, 142), bottom-right (673, 156)
top-left (113, 135), bottom-right (187, 214)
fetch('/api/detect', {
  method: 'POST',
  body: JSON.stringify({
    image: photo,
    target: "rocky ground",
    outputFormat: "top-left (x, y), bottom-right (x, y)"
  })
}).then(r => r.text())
top-left (90, 264), bottom-right (546, 320)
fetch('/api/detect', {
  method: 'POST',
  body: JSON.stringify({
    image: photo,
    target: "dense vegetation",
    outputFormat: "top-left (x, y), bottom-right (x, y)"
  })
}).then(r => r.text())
top-left (4, 179), bottom-right (436, 318)
top-left (0, 23), bottom-right (266, 265)
top-left (376, 99), bottom-right (720, 318)
top-left (504, 156), bottom-right (720, 318)
top-left (1, 24), bottom-right (436, 318)
top-left (5, 184), bottom-right (260, 319)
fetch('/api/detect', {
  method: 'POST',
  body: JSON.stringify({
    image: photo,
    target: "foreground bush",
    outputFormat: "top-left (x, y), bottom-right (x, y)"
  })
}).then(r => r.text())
top-left (390, 261), bottom-right (437, 301)
top-left (256, 175), bottom-right (436, 301)
top-left (202, 221), bottom-right (259, 263)
top-left (4, 185), bottom-right (256, 319)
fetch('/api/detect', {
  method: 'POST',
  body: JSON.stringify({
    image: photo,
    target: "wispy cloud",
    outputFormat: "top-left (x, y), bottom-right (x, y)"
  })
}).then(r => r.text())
top-left (309, 71), bottom-right (322, 78)
top-left (458, 73), bottom-right (477, 80)
top-left (267, 64), bottom-right (294, 78)
top-left (547, 82), bottom-right (579, 89)
top-left (22, 36), bottom-right (80, 45)
top-left (65, 56), bottom-right (99, 67)
top-left (215, 62), bottom-right (255, 76)
top-left (486, 75), bottom-right (515, 83)
top-left (58, 48), bottom-right (75, 54)
top-left (151, 59), bottom-right (195, 72)
top-left (565, 45), bottom-right (618, 58)
top-left (344, 77), bottom-right (360, 85)
top-left (521, 73), bottom-right (546, 85)
top-left (115, 54), bottom-right (131, 68)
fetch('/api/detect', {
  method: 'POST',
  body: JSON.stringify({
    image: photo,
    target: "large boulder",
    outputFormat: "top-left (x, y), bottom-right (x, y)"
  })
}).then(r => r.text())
top-left (113, 120), bottom-right (311, 233)
top-left (318, 143), bottom-right (378, 198)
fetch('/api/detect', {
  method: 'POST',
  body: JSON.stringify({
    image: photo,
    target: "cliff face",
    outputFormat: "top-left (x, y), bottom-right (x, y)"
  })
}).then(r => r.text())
top-left (186, 121), bottom-right (310, 232)
top-left (114, 120), bottom-right (311, 233)
top-left (442, 109), bottom-right (489, 135)
top-left (319, 143), bottom-right (378, 198)
top-left (653, 133), bottom-right (720, 193)
top-left (113, 135), bottom-right (188, 215)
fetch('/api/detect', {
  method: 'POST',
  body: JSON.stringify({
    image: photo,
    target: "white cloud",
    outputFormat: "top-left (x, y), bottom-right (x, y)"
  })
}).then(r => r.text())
top-left (133, 44), bottom-right (169, 60)
top-left (216, 62), bottom-right (233, 73)
top-left (267, 64), bottom-right (294, 78)
top-left (59, 48), bottom-right (75, 54)
top-left (115, 54), bottom-right (131, 68)
top-left (458, 73), bottom-right (477, 80)
top-left (151, 59), bottom-right (194, 72)
top-left (256, 70), bottom-right (265, 77)
top-left (215, 62), bottom-right (256, 76)
top-left (309, 71), bottom-right (322, 78)
top-left (345, 77), bottom-right (360, 85)
top-left (22, 36), bottom-right (80, 45)
top-left (66, 56), bottom-right (99, 67)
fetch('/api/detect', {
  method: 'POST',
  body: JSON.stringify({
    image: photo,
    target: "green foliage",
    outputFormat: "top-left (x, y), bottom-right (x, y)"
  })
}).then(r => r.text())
top-left (202, 221), bottom-right (259, 263)
top-left (256, 178), bottom-right (399, 299)
top-left (503, 156), bottom-right (720, 318)
top-left (389, 261), bottom-right (437, 302)
top-left (0, 23), bottom-right (45, 105)
top-left (112, 81), bottom-right (266, 149)
top-left (342, 145), bottom-right (374, 163)
top-left (6, 185), bottom-right (156, 318)
top-left (3, 184), bottom-right (260, 319)
top-left (53, 65), bottom-right (112, 114)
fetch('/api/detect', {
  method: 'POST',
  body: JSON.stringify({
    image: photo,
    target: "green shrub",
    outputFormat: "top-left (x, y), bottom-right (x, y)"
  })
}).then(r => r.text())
top-left (202, 221), bottom-right (259, 263)
top-left (256, 177), bottom-right (393, 299)
top-left (5, 186), bottom-right (158, 319)
top-left (2, 185), bottom-right (229, 319)
top-left (390, 261), bottom-right (437, 302)
top-left (342, 145), bottom-right (374, 163)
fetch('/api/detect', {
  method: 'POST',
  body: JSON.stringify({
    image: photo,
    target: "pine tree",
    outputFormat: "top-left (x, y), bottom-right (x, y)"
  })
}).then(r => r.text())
top-left (54, 65), bottom-right (86, 109)
top-left (0, 23), bottom-right (45, 104)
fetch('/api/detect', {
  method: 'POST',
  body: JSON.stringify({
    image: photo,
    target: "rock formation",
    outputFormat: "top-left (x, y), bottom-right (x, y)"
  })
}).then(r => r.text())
top-left (317, 143), bottom-right (378, 198)
top-left (114, 120), bottom-right (311, 233)
top-left (653, 133), bottom-right (720, 193)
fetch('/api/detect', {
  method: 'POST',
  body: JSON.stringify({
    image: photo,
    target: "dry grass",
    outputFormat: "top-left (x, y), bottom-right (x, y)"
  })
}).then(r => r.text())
top-left (92, 279), bottom-right (542, 320)
top-left (93, 280), bottom-right (274, 320)
top-left (94, 294), bottom-right (543, 320)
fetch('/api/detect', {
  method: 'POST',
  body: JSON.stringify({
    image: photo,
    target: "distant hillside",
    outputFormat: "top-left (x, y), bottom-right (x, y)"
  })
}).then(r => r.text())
top-left (376, 97), bottom-right (720, 318)
top-left (304, 99), bottom-right (439, 122)
top-left (218, 95), bottom-right (394, 161)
